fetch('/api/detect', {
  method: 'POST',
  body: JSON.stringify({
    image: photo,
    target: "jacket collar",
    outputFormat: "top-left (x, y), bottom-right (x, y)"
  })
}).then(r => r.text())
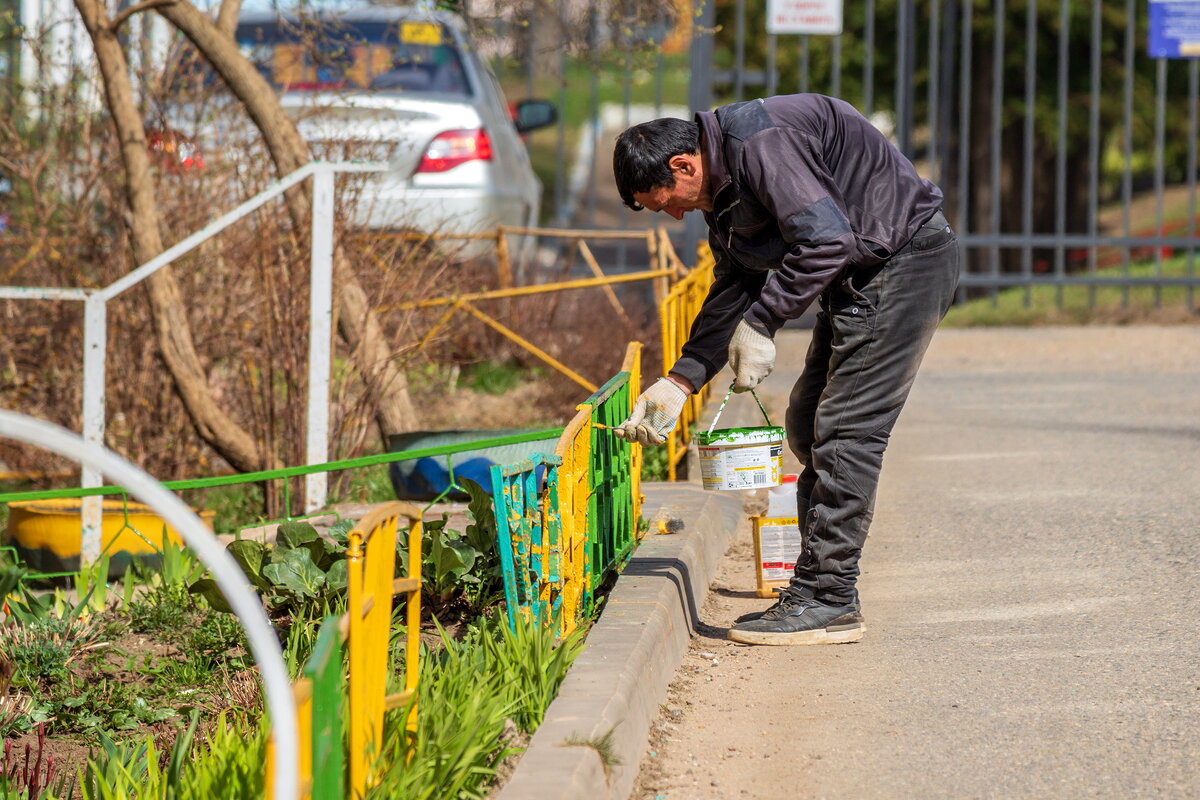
top-left (696, 110), bottom-right (734, 211)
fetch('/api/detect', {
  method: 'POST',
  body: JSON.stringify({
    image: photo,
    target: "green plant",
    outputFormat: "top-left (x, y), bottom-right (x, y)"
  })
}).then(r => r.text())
top-left (481, 614), bottom-right (586, 734)
top-left (399, 478), bottom-right (504, 616)
top-left (639, 443), bottom-right (670, 482)
top-left (369, 619), bottom-right (519, 800)
top-left (372, 612), bottom-right (585, 799)
top-left (461, 360), bottom-right (530, 395)
top-left (190, 518), bottom-right (354, 617)
top-left (1, 613), bottom-right (104, 687)
top-left (48, 677), bottom-right (176, 733)
top-left (561, 726), bottom-right (622, 780)
top-left (70, 709), bottom-right (265, 800)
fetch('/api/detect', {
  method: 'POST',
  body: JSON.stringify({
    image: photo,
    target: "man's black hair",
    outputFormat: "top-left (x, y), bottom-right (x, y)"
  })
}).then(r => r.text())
top-left (612, 118), bottom-right (700, 210)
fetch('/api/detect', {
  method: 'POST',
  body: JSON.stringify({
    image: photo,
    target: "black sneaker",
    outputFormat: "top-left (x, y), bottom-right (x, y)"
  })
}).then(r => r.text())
top-left (733, 588), bottom-right (859, 625)
top-left (727, 594), bottom-right (864, 646)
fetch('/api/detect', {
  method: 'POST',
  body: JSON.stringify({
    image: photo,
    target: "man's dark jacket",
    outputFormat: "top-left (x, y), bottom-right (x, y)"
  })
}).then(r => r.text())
top-left (670, 93), bottom-right (944, 392)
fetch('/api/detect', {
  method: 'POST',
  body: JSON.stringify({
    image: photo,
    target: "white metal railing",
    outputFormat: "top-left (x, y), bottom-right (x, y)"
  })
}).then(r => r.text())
top-left (0, 411), bottom-right (296, 800)
top-left (0, 161), bottom-right (384, 560)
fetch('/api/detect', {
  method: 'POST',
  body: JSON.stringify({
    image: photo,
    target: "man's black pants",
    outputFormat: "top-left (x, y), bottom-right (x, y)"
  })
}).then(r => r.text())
top-left (785, 210), bottom-right (959, 605)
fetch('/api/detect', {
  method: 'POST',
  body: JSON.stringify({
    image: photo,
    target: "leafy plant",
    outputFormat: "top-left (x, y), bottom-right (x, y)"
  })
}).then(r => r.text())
top-left (190, 518), bottom-right (353, 616)
top-left (639, 442), bottom-right (670, 482)
top-left (71, 710), bottom-right (265, 800)
top-left (1, 613), bottom-right (105, 687)
top-left (371, 612), bottom-right (585, 799)
top-left (48, 677), bottom-right (176, 733)
top-left (399, 478), bottom-right (504, 616)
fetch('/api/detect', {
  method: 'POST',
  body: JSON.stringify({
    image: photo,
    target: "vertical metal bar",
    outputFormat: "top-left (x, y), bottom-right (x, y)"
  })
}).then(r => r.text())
top-left (1188, 60), bottom-right (1198, 311)
top-left (654, 11), bottom-right (664, 115)
top-left (586, 5), bottom-right (600, 227)
top-left (1087, 0), bottom-right (1101, 306)
top-left (1154, 57), bottom-right (1166, 308)
top-left (553, 1), bottom-right (568, 226)
top-left (957, 0), bottom-right (973, 302)
top-left (940, 0), bottom-right (958, 209)
top-left (525, 11), bottom-right (535, 100)
top-left (831, 33), bottom-right (842, 99)
top-left (1121, 0), bottom-right (1135, 307)
top-left (81, 294), bottom-right (107, 563)
top-left (864, 0), bottom-right (875, 114)
top-left (619, 0), bottom-right (632, 271)
top-left (799, 35), bottom-right (810, 94)
top-left (1021, 0), bottom-right (1036, 308)
top-left (1054, 0), bottom-right (1069, 309)
top-left (895, 0), bottom-right (909, 154)
top-left (766, 34), bottom-right (777, 97)
top-left (989, 0), bottom-right (1003, 306)
top-left (735, 0), bottom-right (745, 100)
top-left (305, 165), bottom-right (333, 514)
top-left (927, 2), bottom-right (939, 183)
top-left (685, 0), bottom-right (717, 268)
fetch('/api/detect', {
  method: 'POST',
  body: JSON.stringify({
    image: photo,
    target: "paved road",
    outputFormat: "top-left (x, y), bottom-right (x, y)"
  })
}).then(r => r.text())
top-left (633, 326), bottom-right (1200, 800)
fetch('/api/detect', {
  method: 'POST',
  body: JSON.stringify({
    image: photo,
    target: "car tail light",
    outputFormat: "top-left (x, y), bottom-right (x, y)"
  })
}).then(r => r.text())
top-left (146, 128), bottom-right (205, 173)
top-left (415, 129), bottom-right (492, 173)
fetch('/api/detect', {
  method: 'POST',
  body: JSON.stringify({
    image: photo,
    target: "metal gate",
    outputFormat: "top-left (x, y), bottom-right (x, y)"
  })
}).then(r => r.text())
top-left (477, 1), bottom-right (1199, 311)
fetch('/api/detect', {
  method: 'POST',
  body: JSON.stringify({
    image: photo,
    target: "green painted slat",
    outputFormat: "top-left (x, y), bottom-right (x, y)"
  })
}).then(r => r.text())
top-left (305, 616), bottom-right (344, 800)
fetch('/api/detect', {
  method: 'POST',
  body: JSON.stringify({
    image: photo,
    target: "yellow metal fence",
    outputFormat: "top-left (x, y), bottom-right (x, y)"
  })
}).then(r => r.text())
top-left (660, 244), bottom-right (716, 480)
top-left (267, 502), bottom-right (424, 800)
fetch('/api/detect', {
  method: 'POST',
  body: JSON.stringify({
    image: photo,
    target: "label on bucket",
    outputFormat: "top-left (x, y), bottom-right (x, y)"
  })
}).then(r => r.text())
top-left (756, 516), bottom-right (802, 582)
top-left (697, 440), bottom-right (783, 491)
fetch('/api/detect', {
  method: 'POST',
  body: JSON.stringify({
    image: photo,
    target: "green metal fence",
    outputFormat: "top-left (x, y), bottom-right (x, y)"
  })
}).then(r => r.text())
top-left (491, 342), bottom-right (643, 634)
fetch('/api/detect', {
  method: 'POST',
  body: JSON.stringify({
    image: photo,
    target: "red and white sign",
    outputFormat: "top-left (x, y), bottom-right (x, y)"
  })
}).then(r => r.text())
top-left (767, 0), bottom-right (843, 35)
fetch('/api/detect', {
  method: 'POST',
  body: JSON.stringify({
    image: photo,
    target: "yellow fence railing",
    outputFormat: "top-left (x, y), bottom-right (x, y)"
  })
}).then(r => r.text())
top-left (548, 342), bottom-right (642, 634)
top-left (263, 503), bottom-right (423, 800)
top-left (660, 243), bottom-right (716, 480)
top-left (346, 502), bottom-right (424, 798)
top-left (377, 226), bottom-right (686, 393)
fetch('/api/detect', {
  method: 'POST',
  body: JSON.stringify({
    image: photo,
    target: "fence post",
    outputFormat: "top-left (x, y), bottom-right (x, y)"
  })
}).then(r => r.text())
top-left (80, 293), bottom-right (107, 563)
top-left (306, 163), bottom-right (335, 514)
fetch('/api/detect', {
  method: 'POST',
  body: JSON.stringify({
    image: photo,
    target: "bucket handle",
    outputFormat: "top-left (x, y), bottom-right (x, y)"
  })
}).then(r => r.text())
top-left (706, 383), bottom-right (775, 435)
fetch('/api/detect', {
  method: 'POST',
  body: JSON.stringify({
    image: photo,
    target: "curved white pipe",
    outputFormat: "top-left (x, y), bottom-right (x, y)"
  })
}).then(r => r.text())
top-left (0, 411), bottom-right (297, 800)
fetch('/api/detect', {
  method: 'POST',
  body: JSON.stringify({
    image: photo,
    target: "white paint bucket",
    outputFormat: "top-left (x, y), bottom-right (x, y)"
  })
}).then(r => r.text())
top-left (696, 426), bottom-right (785, 490)
top-left (695, 385), bottom-right (784, 492)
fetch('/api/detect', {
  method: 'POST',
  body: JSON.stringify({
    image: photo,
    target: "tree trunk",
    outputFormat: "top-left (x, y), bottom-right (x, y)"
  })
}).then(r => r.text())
top-left (156, 0), bottom-right (418, 440)
top-left (73, 0), bottom-right (266, 473)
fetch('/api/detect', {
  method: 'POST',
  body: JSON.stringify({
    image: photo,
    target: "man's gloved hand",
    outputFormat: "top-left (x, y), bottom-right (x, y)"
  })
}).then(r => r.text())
top-left (615, 377), bottom-right (688, 446)
top-left (728, 320), bottom-right (776, 393)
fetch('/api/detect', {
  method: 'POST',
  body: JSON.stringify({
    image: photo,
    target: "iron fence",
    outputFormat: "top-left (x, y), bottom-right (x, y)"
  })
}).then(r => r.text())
top-left (475, 1), bottom-right (1198, 310)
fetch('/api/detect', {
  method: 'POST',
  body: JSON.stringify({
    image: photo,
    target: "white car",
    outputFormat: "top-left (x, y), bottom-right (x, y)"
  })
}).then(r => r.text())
top-left (160, 6), bottom-right (555, 260)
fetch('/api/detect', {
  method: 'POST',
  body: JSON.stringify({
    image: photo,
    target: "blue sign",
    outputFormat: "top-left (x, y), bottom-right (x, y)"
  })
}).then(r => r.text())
top-left (1149, 1), bottom-right (1200, 58)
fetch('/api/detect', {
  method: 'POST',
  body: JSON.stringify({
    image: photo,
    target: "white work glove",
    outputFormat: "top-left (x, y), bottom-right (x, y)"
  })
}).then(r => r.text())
top-left (728, 320), bottom-right (776, 393)
top-left (615, 377), bottom-right (688, 446)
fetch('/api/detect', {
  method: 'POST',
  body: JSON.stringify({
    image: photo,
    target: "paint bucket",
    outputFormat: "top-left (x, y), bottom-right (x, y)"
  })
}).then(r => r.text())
top-left (695, 386), bottom-right (785, 491)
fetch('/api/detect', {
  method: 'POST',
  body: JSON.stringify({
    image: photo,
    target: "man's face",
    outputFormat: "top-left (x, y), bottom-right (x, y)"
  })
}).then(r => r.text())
top-left (632, 153), bottom-right (710, 220)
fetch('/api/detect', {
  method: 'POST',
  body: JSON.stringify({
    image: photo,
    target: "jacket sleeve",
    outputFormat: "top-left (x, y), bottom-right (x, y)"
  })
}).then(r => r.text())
top-left (668, 229), bottom-right (767, 391)
top-left (739, 127), bottom-right (857, 337)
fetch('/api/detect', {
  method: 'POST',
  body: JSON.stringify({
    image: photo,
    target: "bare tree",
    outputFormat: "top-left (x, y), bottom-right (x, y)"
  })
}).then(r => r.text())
top-left (71, 0), bottom-right (416, 483)
top-left (73, 0), bottom-right (269, 473)
top-left (154, 0), bottom-right (418, 440)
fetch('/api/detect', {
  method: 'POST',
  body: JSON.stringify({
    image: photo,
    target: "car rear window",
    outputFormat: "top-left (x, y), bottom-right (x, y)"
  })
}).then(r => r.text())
top-left (235, 17), bottom-right (472, 96)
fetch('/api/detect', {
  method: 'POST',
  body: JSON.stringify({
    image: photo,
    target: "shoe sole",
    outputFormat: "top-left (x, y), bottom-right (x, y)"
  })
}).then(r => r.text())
top-left (726, 622), bottom-right (865, 646)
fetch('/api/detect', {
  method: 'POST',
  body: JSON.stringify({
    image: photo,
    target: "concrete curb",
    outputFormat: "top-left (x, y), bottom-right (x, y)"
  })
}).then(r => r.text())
top-left (496, 482), bottom-right (742, 800)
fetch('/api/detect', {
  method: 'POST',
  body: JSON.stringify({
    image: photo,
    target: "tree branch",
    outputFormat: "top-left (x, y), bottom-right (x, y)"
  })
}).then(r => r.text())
top-left (215, 0), bottom-right (242, 38)
top-left (109, 0), bottom-right (175, 33)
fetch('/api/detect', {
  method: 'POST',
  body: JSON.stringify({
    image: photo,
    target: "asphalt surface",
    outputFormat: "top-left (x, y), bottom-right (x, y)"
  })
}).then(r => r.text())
top-left (633, 325), bottom-right (1200, 799)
